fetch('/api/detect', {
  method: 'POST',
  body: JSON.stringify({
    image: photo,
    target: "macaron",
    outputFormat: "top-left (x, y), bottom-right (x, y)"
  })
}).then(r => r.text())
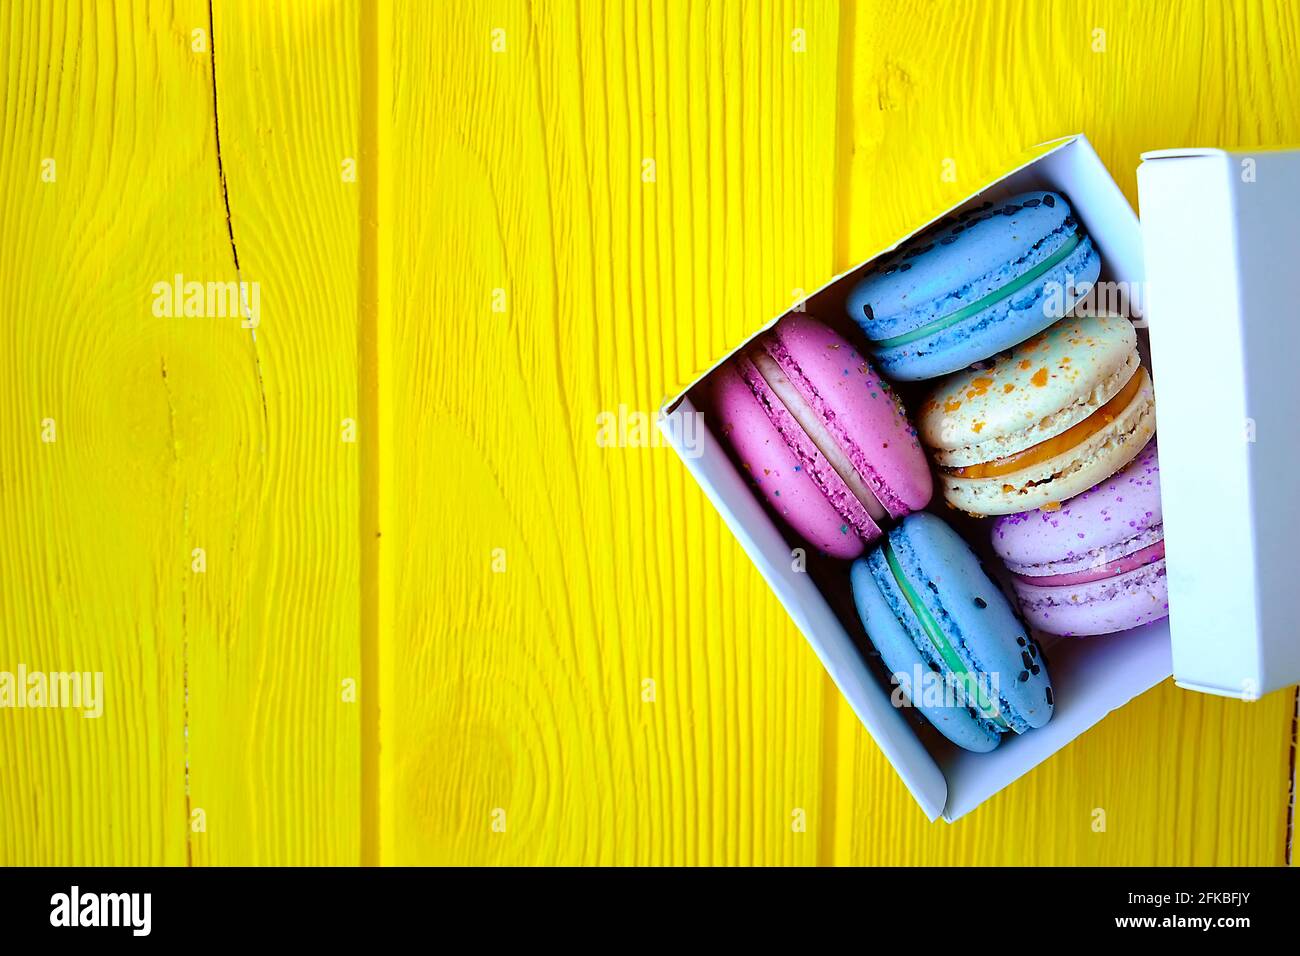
top-left (710, 314), bottom-right (932, 559)
top-left (917, 313), bottom-right (1156, 516)
top-left (992, 439), bottom-right (1168, 637)
top-left (845, 190), bottom-right (1101, 381)
top-left (851, 512), bottom-right (1054, 752)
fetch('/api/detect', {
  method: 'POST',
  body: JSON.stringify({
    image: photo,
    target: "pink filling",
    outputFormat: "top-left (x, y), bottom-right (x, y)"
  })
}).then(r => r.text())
top-left (1016, 539), bottom-right (1166, 588)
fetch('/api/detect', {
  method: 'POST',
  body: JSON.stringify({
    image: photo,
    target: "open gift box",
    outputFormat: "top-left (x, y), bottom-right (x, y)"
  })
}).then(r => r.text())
top-left (659, 134), bottom-right (1300, 821)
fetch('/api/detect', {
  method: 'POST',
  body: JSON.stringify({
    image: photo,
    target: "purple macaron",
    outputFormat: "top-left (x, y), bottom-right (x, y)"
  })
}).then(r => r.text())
top-left (990, 439), bottom-right (1168, 637)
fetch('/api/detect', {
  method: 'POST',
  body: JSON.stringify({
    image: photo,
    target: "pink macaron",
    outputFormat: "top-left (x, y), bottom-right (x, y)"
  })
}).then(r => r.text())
top-left (709, 314), bottom-right (932, 559)
top-left (990, 438), bottom-right (1167, 636)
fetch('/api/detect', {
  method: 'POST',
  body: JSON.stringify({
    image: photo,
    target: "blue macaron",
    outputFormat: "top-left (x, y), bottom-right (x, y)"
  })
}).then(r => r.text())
top-left (850, 512), bottom-right (1054, 752)
top-left (845, 190), bottom-right (1101, 380)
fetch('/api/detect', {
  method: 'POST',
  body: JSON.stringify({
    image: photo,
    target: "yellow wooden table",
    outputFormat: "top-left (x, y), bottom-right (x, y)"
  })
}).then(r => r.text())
top-left (1, 0), bottom-right (1296, 866)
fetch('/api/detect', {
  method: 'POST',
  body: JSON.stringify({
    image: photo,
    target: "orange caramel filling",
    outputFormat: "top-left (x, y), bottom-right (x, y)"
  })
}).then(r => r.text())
top-left (944, 369), bottom-right (1145, 480)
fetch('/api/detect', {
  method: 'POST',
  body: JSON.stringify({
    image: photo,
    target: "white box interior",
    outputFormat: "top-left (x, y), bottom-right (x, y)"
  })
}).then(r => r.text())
top-left (662, 136), bottom-right (1178, 821)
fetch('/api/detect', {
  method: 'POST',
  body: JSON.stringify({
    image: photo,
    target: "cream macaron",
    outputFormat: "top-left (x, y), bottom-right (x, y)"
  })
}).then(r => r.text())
top-left (917, 313), bottom-right (1156, 516)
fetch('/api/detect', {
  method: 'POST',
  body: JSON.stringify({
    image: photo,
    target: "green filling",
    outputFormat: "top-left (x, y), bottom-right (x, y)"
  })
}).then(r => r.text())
top-left (872, 229), bottom-right (1084, 350)
top-left (883, 541), bottom-right (1012, 732)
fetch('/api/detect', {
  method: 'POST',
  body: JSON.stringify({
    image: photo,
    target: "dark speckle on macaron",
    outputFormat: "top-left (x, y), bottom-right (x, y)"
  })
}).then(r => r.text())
top-left (1042, 194), bottom-right (1055, 207)
top-left (1019, 671), bottom-right (1029, 683)
top-left (862, 303), bottom-right (874, 321)
top-left (973, 596), bottom-right (987, 609)
top-left (1024, 198), bottom-right (1041, 207)
top-left (1045, 686), bottom-right (1054, 705)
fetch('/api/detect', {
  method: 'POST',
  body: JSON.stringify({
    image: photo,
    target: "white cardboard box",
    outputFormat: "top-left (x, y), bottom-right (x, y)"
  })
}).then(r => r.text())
top-left (1138, 147), bottom-right (1300, 700)
top-left (660, 134), bottom-right (1300, 821)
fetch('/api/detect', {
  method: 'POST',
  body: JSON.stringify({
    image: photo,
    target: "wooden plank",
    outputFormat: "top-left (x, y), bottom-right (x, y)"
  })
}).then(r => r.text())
top-left (831, 0), bottom-right (1300, 865)
top-left (0, 0), bottom-right (224, 865)
top-left (182, 0), bottom-right (362, 865)
top-left (386, 0), bottom-right (842, 864)
top-left (0, 0), bottom-right (363, 867)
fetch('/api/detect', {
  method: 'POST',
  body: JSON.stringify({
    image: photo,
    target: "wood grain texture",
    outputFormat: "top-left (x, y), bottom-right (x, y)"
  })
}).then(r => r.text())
top-left (0, 0), bottom-right (217, 865)
top-left (185, 0), bottom-right (361, 866)
top-left (1, 0), bottom-right (1296, 866)
top-left (0, 0), bottom-right (361, 865)
top-left (387, 0), bottom-right (840, 864)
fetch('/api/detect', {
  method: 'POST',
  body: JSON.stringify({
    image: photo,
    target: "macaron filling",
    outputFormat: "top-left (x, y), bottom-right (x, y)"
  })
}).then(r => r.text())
top-left (944, 365), bottom-right (1146, 480)
top-left (1015, 537), bottom-right (1165, 588)
top-left (870, 229), bottom-right (1085, 350)
top-left (882, 540), bottom-right (1012, 732)
top-left (748, 348), bottom-right (891, 524)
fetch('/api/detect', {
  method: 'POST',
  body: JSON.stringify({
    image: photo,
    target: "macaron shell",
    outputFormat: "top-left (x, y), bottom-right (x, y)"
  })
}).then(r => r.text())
top-left (847, 190), bottom-right (1079, 337)
top-left (711, 361), bottom-right (875, 559)
top-left (764, 313), bottom-right (933, 515)
top-left (992, 439), bottom-right (1163, 576)
top-left (890, 513), bottom-right (1053, 731)
top-left (850, 555), bottom-right (1001, 753)
top-left (1013, 559), bottom-right (1169, 637)
top-left (920, 313), bottom-right (1140, 464)
top-left (940, 368), bottom-right (1156, 516)
top-left (872, 237), bottom-right (1100, 382)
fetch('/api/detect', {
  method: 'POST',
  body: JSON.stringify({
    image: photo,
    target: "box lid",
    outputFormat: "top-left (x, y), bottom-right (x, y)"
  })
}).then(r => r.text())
top-left (1137, 146), bottom-right (1300, 699)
